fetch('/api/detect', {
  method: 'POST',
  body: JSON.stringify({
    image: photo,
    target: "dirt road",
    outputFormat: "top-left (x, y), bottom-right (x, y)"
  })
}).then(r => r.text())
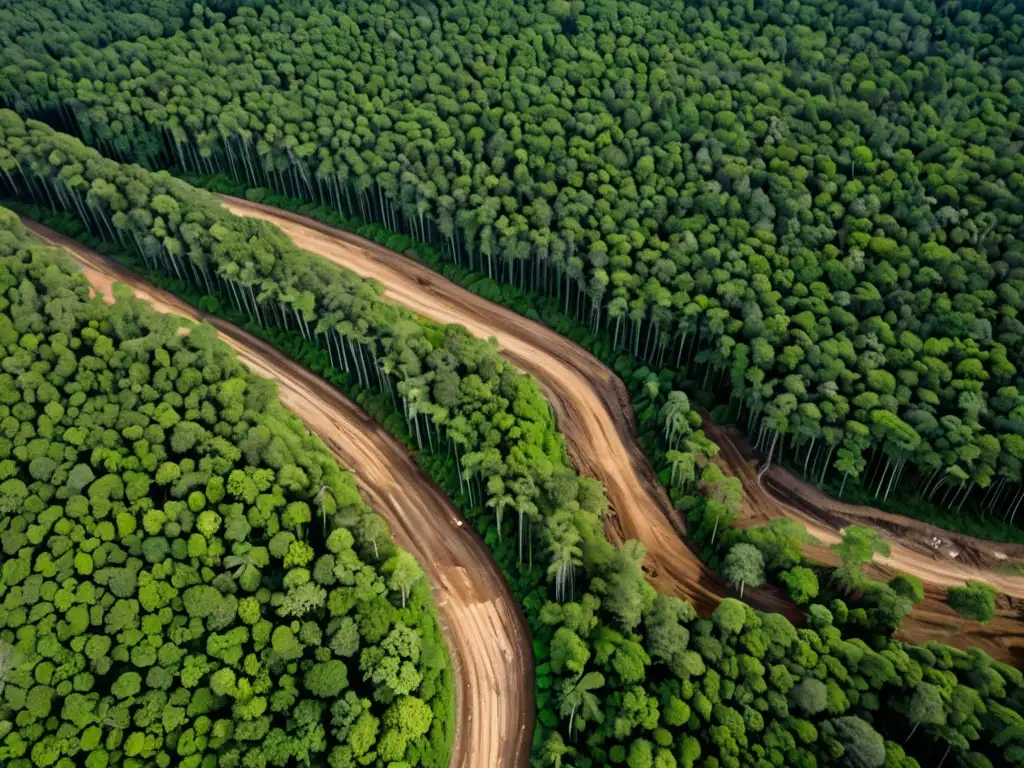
top-left (222, 199), bottom-right (1024, 663)
top-left (25, 221), bottom-right (535, 768)
top-left (704, 422), bottom-right (1024, 660)
top-left (222, 198), bottom-right (799, 620)
top-left (706, 420), bottom-right (1024, 588)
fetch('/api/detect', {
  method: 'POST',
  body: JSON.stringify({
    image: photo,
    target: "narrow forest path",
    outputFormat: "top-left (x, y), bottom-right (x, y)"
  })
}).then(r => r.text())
top-left (221, 198), bottom-right (1024, 663)
top-left (24, 220), bottom-right (535, 768)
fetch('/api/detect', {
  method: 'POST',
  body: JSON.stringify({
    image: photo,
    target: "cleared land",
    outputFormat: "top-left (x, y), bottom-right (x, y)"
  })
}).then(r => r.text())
top-left (223, 198), bottom-right (1024, 663)
top-left (25, 220), bottom-right (535, 768)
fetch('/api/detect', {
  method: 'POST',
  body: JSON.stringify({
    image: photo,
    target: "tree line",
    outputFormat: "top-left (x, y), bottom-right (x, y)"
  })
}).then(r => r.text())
top-left (3, 0), bottom-right (1024, 528)
top-left (0, 208), bottom-right (453, 768)
top-left (189, 172), bottom-right (1021, 640)
top-left (4, 113), bottom-right (1024, 768)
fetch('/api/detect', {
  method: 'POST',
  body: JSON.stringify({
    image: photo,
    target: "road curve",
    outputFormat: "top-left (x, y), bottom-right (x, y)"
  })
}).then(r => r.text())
top-left (706, 419), bottom-right (1024, 596)
top-left (221, 198), bottom-right (800, 620)
top-left (705, 422), bottom-right (1024, 662)
top-left (222, 198), bottom-right (1024, 662)
top-left (24, 220), bottom-right (535, 768)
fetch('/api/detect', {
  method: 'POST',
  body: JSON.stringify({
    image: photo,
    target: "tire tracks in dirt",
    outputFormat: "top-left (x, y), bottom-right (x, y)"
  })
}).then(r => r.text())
top-left (221, 199), bottom-right (800, 621)
top-left (706, 420), bottom-right (1024, 662)
top-left (222, 198), bottom-right (1024, 663)
top-left (23, 220), bottom-right (535, 768)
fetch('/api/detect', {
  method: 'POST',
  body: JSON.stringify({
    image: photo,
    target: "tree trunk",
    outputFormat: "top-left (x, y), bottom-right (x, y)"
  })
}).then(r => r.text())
top-left (884, 459), bottom-right (902, 502)
top-left (904, 721), bottom-right (919, 744)
top-left (756, 431), bottom-right (779, 486)
top-left (804, 437), bottom-right (815, 477)
top-left (819, 444), bottom-right (835, 486)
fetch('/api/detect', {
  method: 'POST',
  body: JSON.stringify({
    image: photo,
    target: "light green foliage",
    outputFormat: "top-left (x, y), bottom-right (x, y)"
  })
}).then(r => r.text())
top-left (722, 543), bottom-right (766, 598)
top-left (712, 599), bottom-right (747, 635)
top-left (8, 0), bottom-right (1017, 526)
top-left (304, 660), bottom-right (349, 698)
top-left (889, 574), bottom-right (925, 605)
top-left (832, 527), bottom-right (891, 569)
top-left (780, 567), bottom-right (820, 606)
top-left (1, 3), bottom-right (1024, 758)
top-left (0, 216), bottom-right (451, 767)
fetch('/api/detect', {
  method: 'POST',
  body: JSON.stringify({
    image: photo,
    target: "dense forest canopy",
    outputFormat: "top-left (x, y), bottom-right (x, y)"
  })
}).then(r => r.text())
top-left (0, 0), bottom-right (271, 60)
top-left (4, 112), bottom-right (1024, 768)
top-left (1, 0), bottom-right (1023, 521)
top-left (4, 1), bottom-right (1024, 765)
top-left (0, 209), bottom-right (453, 768)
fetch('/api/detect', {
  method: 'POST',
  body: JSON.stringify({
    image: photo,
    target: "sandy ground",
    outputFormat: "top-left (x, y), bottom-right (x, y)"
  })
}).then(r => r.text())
top-left (220, 199), bottom-right (803, 622)
top-left (222, 199), bottom-right (1024, 663)
top-left (23, 221), bottom-right (534, 768)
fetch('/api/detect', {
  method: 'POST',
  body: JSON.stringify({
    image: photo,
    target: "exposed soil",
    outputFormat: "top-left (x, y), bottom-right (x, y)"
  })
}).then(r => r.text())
top-left (222, 198), bottom-right (799, 621)
top-left (24, 221), bottom-right (535, 768)
top-left (222, 198), bottom-right (1024, 664)
top-left (705, 420), bottom-right (1024, 593)
top-left (709, 420), bottom-right (1024, 573)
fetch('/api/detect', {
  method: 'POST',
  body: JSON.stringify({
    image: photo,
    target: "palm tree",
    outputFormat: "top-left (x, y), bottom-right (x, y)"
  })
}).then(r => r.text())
top-left (756, 399), bottom-right (793, 486)
top-left (399, 379), bottom-right (428, 450)
top-left (313, 485), bottom-right (332, 535)
top-left (462, 448), bottom-right (502, 509)
top-left (540, 732), bottom-right (575, 767)
top-left (514, 493), bottom-right (539, 566)
top-left (835, 446), bottom-right (867, 498)
top-left (661, 390), bottom-right (693, 449)
top-left (558, 671), bottom-right (605, 736)
top-left (665, 450), bottom-right (696, 490)
top-left (546, 511), bottom-right (583, 603)
top-left (486, 487), bottom-right (514, 540)
top-left (358, 514), bottom-right (390, 560)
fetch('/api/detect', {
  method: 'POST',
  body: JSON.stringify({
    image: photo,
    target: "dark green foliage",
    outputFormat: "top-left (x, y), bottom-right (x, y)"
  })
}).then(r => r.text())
top-left (0, 213), bottom-right (451, 767)
top-left (2, 118), bottom-right (1024, 767)
top-left (825, 716), bottom-right (887, 768)
top-left (5, 0), bottom-right (1024, 531)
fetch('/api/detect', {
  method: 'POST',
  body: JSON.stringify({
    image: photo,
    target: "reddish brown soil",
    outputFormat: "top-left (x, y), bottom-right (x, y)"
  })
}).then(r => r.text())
top-left (222, 198), bottom-right (799, 621)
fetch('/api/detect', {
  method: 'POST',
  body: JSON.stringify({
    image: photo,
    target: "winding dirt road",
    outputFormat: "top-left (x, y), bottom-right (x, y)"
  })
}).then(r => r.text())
top-left (707, 420), bottom-right (1024, 588)
top-left (24, 221), bottom-right (534, 768)
top-left (222, 198), bottom-right (1024, 663)
top-left (222, 198), bottom-right (798, 621)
